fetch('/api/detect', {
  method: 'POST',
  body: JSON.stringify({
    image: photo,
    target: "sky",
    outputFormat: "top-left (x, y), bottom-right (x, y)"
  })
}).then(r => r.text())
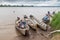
top-left (0, 0), bottom-right (60, 6)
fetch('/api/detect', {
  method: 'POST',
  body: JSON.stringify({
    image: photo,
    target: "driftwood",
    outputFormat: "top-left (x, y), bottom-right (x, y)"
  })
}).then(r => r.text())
top-left (48, 30), bottom-right (60, 36)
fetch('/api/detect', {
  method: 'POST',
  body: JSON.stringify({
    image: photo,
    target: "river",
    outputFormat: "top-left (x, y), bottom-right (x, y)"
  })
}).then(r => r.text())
top-left (0, 7), bottom-right (60, 40)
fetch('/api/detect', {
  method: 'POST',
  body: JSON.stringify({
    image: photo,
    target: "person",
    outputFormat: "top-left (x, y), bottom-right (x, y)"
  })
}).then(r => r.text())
top-left (29, 15), bottom-right (39, 31)
top-left (23, 15), bottom-right (32, 25)
top-left (24, 15), bottom-right (28, 18)
top-left (48, 11), bottom-right (54, 17)
top-left (19, 15), bottom-right (27, 29)
top-left (47, 11), bottom-right (51, 17)
top-left (29, 15), bottom-right (33, 19)
top-left (19, 20), bottom-right (26, 29)
top-left (52, 11), bottom-right (55, 15)
top-left (42, 14), bottom-right (50, 24)
top-left (15, 17), bottom-right (20, 27)
top-left (16, 17), bottom-right (20, 21)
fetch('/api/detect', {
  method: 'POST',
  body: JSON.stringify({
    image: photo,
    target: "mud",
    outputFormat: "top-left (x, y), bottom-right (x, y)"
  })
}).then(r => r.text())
top-left (0, 24), bottom-right (51, 40)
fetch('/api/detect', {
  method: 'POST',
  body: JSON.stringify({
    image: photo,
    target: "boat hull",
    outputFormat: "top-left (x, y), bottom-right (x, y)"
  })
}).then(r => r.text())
top-left (15, 25), bottom-right (29, 36)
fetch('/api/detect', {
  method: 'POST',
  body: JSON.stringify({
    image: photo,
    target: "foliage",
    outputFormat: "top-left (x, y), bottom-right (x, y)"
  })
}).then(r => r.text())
top-left (51, 11), bottom-right (60, 30)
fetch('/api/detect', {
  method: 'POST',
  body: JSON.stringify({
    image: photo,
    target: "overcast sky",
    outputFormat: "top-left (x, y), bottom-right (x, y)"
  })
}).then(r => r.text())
top-left (0, 0), bottom-right (50, 2)
top-left (0, 0), bottom-right (60, 6)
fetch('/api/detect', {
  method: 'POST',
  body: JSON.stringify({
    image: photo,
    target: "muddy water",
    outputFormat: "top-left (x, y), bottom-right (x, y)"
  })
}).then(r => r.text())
top-left (0, 25), bottom-right (49, 40)
top-left (51, 34), bottom-right (60, 40)
top-left (0, 25), bottom-right (17, 40)
top-left (0, 7), bottom-right (60, 40)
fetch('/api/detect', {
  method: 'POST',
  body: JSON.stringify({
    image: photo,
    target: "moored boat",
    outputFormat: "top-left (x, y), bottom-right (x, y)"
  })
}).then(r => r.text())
top-left (24, 15), bottom-right (37, 31)
top-left (29, 15), bottom-right (51, 31)
top-left (15, 19), bottom-right (29, 36)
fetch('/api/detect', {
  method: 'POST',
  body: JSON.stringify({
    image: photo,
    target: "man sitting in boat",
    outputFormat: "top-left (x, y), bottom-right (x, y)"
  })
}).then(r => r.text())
top-left (42, 14), bottom-right (50, 24)
top-left (19, 20), bottom-right (26, 29)
top-left (24, 15), bottom-right (28, 21)
top-left (23, 15), bottom-right (32, 24)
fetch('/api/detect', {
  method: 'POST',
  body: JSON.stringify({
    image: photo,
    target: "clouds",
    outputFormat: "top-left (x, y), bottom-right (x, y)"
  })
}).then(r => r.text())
top-left (3, 0), bottom-right (19, 2)
top-left (1, 0), bottom-right (50, 2)
top-left (0, 0), bottom-right (60, 6)
top-left (58, 0), bottom-right (60, 1)
top-left (7, 0), bottom-right (17, 1)
top-left (23, 0), bottom-right (50, 1)
top-left (0, 0), bottom-right (59, 2)
top-left (0, 0), bottom-right (51, 3)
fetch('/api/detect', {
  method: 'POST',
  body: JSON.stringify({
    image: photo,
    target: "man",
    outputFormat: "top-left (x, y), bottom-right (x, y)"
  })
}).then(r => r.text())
top-left (15, 17), bottom-right (20, 27)
top-left (53, 11), bottom-right (55, 15)
top-left (42, 14), bottom-right (50, 24)
top-left (24, 15), bottom-right (31, 25)
top-left (48, 11), bottom-right (53, 17)
top-left (19, 20), bottom-right (26, 29)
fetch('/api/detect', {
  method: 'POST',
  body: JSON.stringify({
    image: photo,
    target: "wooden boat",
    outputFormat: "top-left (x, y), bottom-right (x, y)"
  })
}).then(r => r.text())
top-left (29, 15), bottom-right (51, 31)
top-left (24, 18), bottom-right (37, 31)
top-left (15, 20), bottom-right (29, 36)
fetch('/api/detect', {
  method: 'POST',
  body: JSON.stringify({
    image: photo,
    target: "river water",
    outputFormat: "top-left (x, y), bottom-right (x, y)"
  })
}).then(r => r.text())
top-left (0, 7), bottom-right (60, 40)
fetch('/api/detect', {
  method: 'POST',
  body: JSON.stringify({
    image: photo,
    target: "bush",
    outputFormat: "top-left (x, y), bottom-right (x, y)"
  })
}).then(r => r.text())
top-left (51, 11), bottom-right (60, 30)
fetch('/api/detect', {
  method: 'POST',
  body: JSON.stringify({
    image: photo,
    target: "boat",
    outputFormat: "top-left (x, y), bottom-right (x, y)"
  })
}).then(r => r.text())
top-left (29, 17), bottom-right (39, 31)
top-left (15, 20), bottom-right (29, 36)
top-left (29, 15), bottom-right (51, 31)
top-left (24, 17), bottom-right (37, 31)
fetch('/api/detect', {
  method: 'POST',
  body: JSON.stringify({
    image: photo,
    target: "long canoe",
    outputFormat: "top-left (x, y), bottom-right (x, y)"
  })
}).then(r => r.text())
top-left (15, 21), bottom-right (29, 36)
top-left (30, 15), bottom-right (51, 31)
top-left (24, 18), bottom-right (38, 31)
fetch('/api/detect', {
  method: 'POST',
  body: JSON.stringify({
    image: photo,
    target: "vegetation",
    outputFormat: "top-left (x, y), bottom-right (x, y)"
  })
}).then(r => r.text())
top-left (51, 11), bottom-right (60, 30)
top-left (0, 4), bottom-right (34, 7)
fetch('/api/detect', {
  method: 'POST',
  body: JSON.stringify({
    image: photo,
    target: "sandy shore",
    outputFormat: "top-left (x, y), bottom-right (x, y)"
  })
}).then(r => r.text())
top-left (0, 7), bottom-right (60, 40)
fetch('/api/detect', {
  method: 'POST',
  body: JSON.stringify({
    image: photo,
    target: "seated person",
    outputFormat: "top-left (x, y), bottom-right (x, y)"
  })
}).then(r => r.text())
top-left (24, 15), bottom-right (28, 18)
top-left (19, 20), bottom-right (26, 29)
top-left (42, 14), bottom-right (50, 24)
top-left (24, 15), bottom-right (29, 21)
top-left (24, 15), bottom-right (30, 24)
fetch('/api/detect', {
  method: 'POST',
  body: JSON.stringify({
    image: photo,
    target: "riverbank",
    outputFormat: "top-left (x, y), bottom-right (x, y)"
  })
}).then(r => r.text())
top-left (51, 34), bottom-right (60, 40)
